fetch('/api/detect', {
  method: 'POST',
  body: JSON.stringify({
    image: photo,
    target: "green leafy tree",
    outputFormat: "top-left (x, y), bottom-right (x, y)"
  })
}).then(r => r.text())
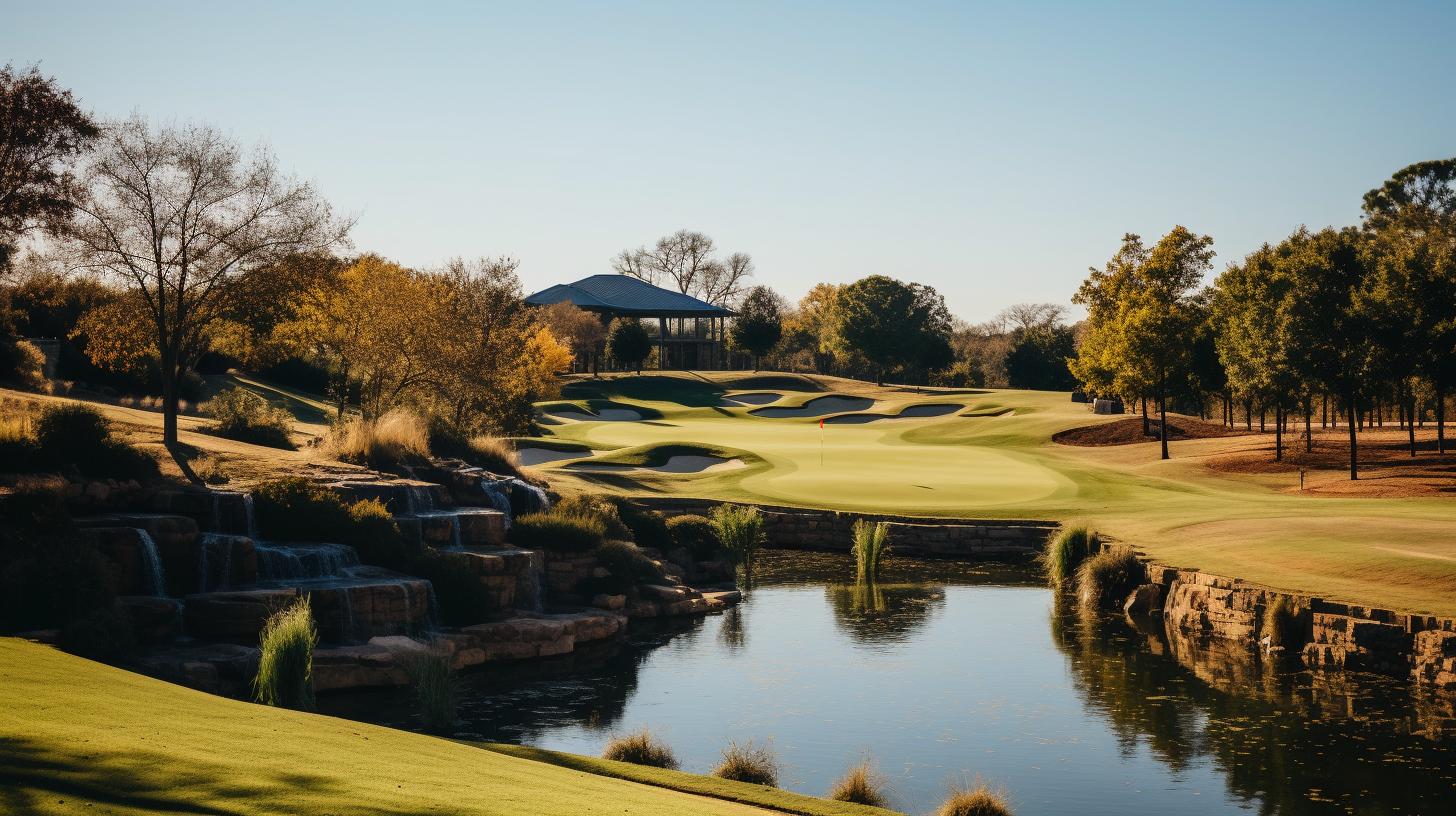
top-left (1005, 324), bottom-right (1077, 390)
top-left (830, 275), bottom-right (953, 385)
top-left (606, 317), bottom-right (652, 373)
top-left (727, 285), bottom-right (784, 371)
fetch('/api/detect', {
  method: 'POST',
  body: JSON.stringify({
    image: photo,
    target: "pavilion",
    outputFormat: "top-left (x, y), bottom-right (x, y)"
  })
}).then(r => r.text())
top-left (525, 274), bottom-right (735, 370)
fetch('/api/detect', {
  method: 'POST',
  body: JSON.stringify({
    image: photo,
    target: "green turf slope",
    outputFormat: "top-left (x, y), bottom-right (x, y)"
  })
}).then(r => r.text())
top-left (0, 639), bottom-right (892, 816)
top-left (526, 373), bottom-right (1456, 616)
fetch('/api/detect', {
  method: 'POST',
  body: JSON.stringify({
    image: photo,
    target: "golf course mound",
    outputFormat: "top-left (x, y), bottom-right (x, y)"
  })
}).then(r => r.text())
top-left (1054, 415), bottom-right (1241, 446)
top-left (751, 395), bottom-right (875, 418)
top-left (721, 392), bottom-right (783, 406)
top-left (823, 403), bottom-right (963, 424)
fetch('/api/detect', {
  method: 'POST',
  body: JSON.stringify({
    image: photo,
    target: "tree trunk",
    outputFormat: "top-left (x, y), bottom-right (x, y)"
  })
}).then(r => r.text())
top-left (1244, 399), bottom-right (1252, 431)
top-left (1259, 407), bottom-right (1265, 433)
top-left (1407, 390), bottom-right (1417, 458)
top-left (161, 355), bottom-right (179, 447)
top-left (1159, 380), bottom-right (1170, 460)
top-left (1347, 391), bottom-right (1359, 480)
top-left (1304, 396), bottom-right (1313, 454)
top-left (1141, 396), bottom-right (1149, 437)
top-left (1438, 378), bottom-right (1447, 455)
top-left (1274, 403), bottom-right (1283, 462)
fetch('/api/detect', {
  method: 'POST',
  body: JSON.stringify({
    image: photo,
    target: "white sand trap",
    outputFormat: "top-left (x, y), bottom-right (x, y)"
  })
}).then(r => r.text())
top-left (751, 395), bottom-right (874, 418)
top-left (517, 447), bottom-right (593, 466)
top-left (824, 403), bottom-right (961, 424)
top-left (722, 391), bottom-right (783, 406)
top-left (547, 408), bottom-right (643, 422)
top-left (571, 455), bottom-right (747, 474)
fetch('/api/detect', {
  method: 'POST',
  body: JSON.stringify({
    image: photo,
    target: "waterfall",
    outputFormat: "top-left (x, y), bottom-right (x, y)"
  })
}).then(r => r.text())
top-left (210, 492), bottom-right (222, 532)
top-left (133, 529), bottom-right (167, 597)
top-left (243, 494), bottom-right (257, 539)
top-left (197, 535), bottom-right (209, 593)
top-left (519, 556), bottom-right (543, 613)
top-left (337, 587), bottom-right (357, 642)
top-left (449, 514), bottom-right (462, 550)
top-left (405, 484), bottom-right (434, 514)
top-left (480, 479), bottom-right (514, 528)
top-left (196, 533), bottom-right (239, 593)
top-left (506, 478), bottom-right (550, 515)
top-left (254, 542), bottom-right (360, 582)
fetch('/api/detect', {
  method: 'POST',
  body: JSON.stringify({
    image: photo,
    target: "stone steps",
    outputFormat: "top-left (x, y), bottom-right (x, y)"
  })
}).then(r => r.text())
top-left (182, 571), bottom-right (432, 644)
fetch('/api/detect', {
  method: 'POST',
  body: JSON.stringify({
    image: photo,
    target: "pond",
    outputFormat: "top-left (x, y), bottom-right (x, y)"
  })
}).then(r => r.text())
top-left (320, 551), bottom-right (1456, 814)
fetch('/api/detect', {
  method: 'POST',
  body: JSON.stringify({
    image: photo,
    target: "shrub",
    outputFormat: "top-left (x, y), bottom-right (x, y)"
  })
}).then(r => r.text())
top-left (32, 402), bottom-right (157, 480)
top-left (404, 646), bottom-right (457, 733)
top-left (712, 740), bottom-right (779, 786)
top-left (828, 760), bottom-right (888, 808)
top-left (1263, 595), bottom-right (1302, 651)
top-left (466, 435), bottom-right (521, 476)
top-left (610, 499), bottom-right (672, 550)
top-left (508, 511), bottom-right (607, 553)
top-left (0, 410), bottom-right (40, 472)
top-left (253, 596), bottom-right (318, 711)
top-left (326, 409), bottom-right (431, 470)
top-left (852, 519), bottom-right (890, 583)
top-left (59, 602), bottom-right (137, 662)
top-left (0, 339), bottom-right (47, 390)
top-left (205, 387), bottom-right (296, 449)
top-left (555, 493), bottom-right (632, 540)
top-left (591, 541), bottom-right (666, 593)
top-left (1041, 525), bottom-right (1097, 589)
top-left (252, 477), bottom-right (352, 542)
top-left (937, 783), bottom-right (1013, 816)
top-left (711, 504), bottom-right (765, 571)
top-left (347, 499), bottom-right (416, 570)
top-left (406, 553), bottom-right (493, 626)
top-left (666, 514), bottom-right (721, 561)
top-left (1076, 547), bottom-right (1142, 611)
top-left (602, 727), bottom-right (678, 769)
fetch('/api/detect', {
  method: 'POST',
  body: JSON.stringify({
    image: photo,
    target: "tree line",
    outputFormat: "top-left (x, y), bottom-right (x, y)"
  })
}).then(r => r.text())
top-left (1069, 159), bottom-right (1456, 478)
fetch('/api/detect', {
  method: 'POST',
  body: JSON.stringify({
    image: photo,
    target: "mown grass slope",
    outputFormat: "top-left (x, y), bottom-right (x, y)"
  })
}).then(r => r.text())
top-left (527, 372), bottom-right (1456, 615)
top-left (0, 638), bottom-right (893, 816)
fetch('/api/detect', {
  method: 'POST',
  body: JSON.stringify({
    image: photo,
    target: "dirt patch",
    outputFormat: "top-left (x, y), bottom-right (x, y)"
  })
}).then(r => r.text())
top-left (1204, 427), bottom-right (1456, 498)
top-left (1054, 416), bottom-right (1245, 446)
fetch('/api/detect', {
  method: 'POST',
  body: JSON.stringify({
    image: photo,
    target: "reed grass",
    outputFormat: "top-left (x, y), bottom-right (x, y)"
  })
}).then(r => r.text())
top-left (851, 519), bottom-right (890, 582)
top-left (601, 727), bottom-right (679, 769)
top-left (326, 409), bottom-right (431, 468)
top-left (1262, 595), bottom-right (1301, 651)
top-left (1041, 524), bottom-right (1096, 588)
top-left (711, 739), bottom-right (779, 786)
top-left (405, 646), bottom-right (457, 733)
top-left (710, 504), bottom-right (765, 572)
top-left (937, 783), bottom-right (1013, 816)
top-left (1075, 547), bottom-right (1143, 611)
top-left (827, 760), bottom-right (888, 807)
top-left (253, 596), bottom-right (317, 711)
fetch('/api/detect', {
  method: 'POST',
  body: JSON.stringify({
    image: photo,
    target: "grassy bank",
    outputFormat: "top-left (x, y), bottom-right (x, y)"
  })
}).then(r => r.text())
top-left (0, 638), bottom-right (885, 815)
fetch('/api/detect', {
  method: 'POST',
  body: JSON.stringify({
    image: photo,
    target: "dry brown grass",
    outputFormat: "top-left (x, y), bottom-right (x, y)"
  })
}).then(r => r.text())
top-left (937, 783), bottom-right (1012, 816)
top-left (601, 727), bottom-right (678, 769)
top-left (826, 760), bottom-right (888, 807)
top-left (467, 435), bottom-right (520, 473)
top-left (711, 740), bottom-right (779, 787)
top-left (326, 409), bottom-right (430, 467)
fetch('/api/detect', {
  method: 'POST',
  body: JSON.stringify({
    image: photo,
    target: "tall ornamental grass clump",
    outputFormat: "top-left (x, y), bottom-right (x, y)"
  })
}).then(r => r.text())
top-left (1263, 595), bottom-right (1302, 651)
top-left (204, 387), bottom-right (295, 449)
top-left (937, 783), bottom-right (1013, 816)
top-left (828, 760), bottom-right (889, 807)
top-left (1041, 524), bottom-right (1096, 588)
top-left (712, 739), bottom-right (779, 786)
top-left (601, 727), bottom-right (678, 769)
top-left (711, 504), bottom-right (765, 572)
top-left (1075, 547), bottom-right (1142, 611)
top-left (253, 597), bottom-right (318, 711)
top-left (852, 519), bottom-right (890, 582)
top-left (405, 646), bottom-right (457, 733)
top-left (326, 408), bottom-right (431, 469)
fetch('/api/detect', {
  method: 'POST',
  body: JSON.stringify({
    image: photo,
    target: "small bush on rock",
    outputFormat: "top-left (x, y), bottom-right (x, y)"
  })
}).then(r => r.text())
top-left (602, 727), bottom-right (678, 769)
top-left (1042, 524), bottom-right (1096, 588)
top-left (592, 541), bottom-right (666, 593)
top-left (32, 402), bottom-right (157, 479)
top-left (254, 596), bottom-right (317, 711)
top-left (610, 498), bottom-right (672, 550)
top-left (1263, 596), bottom-right (1302, 651)
top-left (555, 493), bottom-right (632, 540)
top-left (347, 499), bottom-right (415, 570)
top-left (466, 435), bottom-right (521, 477)
top-left (253, 478), bottom-right (351, 541)
top-left (508, 511), bottom-right (607, 552)
top-left (712, 740), bottom-right (779, 786)
top-left (666, 514), bottom-right (721, 561)
top-left (937, 783), bottom-right (1013, 816)
top-left (205, 387), bottom-right (296, 449)
top-left (711, 504), bottom-right (765, 572)
top-left (1076, 548), bottom-right (1142, 611)
top-left (828, 760), bottom-right (889, 808)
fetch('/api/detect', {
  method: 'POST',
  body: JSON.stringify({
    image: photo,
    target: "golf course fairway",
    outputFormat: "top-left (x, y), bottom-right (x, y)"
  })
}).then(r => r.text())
top-left (524, 373), bottom-right (1456, 616)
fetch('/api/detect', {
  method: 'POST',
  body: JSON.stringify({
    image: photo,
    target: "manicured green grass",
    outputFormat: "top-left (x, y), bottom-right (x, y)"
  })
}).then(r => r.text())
top-left (0, 638), bottom-right (883, 816)
top-left (528, 372), bottom-right (1456, 615)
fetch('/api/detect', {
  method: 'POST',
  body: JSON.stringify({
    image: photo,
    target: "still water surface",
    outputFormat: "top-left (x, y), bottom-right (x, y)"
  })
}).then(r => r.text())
top-left (322, 551), bottom-right (1456, 814)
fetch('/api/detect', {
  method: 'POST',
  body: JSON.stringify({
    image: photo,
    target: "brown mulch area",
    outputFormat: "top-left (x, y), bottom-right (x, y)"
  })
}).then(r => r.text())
top-left (1203, 428), bottom-right (1456, 498)
top-left (1054, 415), bottom-right (1247, 446)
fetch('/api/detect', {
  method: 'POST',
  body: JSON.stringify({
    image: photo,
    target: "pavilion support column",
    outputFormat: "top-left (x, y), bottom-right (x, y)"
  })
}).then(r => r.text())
top-left (658, 317), bottom-right (666, 370)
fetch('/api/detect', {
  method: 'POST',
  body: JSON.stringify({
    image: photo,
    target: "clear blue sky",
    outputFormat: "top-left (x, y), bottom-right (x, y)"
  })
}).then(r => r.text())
top-left (6, 1), bottom-right (1454, 323)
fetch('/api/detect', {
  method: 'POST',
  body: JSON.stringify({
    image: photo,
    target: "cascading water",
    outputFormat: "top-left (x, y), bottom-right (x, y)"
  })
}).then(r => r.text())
top-left (253, 542), bottom-right (360, 582)
top-left (196, 533), bottom-right (237, 593)
top-left (405, 484), bottom-right (434, 514)
top-left (243, 494), bottom-right (258, 539)
top-left (133, 528), bottom-right (168, 596)
top-left (480, 478), bottom-right (514, 527)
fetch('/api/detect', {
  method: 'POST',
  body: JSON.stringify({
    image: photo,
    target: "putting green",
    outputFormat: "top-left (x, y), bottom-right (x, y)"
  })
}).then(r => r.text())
top-left (525, 373), bottom-right (1456, 616)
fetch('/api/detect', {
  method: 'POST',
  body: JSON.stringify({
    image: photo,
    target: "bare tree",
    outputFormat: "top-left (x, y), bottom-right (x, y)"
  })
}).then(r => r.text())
top-left (66, 116), bottom-right (350, 450)
top-left (611, 229), bottom-right (752, 305)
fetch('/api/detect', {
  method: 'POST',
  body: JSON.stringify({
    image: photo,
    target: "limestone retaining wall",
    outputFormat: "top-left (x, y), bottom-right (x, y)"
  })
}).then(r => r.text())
top-left (635, 498), bottom-right (1055, 559)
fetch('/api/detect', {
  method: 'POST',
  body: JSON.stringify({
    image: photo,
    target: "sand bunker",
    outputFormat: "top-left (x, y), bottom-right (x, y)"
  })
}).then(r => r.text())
top-left (824, 403), bottom-right (962, 424)
top-left (721, 392), bottom-right (783, 406)
top-left (516, 447), bottom-right (593, 466)
top-left (751, 395), bottom-right (874, 418)
top-left (545, 408), bottom-right (643, 422)
top-left (571, 455), bottom-right (746, 474)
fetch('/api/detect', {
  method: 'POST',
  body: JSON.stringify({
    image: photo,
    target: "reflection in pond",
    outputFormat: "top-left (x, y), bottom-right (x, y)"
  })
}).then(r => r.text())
top-left (320, 550), bottom-right (1456, 814)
